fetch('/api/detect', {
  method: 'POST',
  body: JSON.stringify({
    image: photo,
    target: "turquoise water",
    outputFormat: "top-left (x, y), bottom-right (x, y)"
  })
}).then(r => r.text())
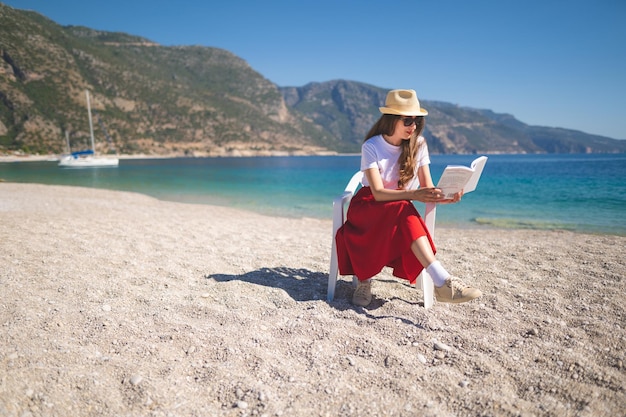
top-left (1, 153), bottom-right (625, 235)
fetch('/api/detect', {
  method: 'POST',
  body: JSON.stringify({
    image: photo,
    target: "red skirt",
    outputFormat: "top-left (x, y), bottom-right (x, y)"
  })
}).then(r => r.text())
top-left (335, 187), bottom-right (435, 284)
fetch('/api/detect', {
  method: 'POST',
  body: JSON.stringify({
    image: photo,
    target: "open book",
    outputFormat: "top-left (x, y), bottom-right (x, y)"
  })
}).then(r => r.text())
top-left (436, 156), bottom-right (488, 199)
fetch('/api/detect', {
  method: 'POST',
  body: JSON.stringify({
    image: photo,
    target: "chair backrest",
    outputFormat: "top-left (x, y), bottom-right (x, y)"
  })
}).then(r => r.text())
top-left (344, 171), bottom-right (364, 194)
top-left (331, 171), bottom-right (363, 237)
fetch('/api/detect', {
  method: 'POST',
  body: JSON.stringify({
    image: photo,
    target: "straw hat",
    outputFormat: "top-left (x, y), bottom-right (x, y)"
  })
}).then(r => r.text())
top-left (379, 89), bottom-right (428, 116)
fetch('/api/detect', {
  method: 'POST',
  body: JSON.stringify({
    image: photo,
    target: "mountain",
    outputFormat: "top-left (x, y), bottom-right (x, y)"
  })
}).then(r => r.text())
top-left (0, 3), bottom-right (334, 156)
top-left (1, 3), bottom-right (625, 156)
top-left (281, 80), bottom-right (626, 154)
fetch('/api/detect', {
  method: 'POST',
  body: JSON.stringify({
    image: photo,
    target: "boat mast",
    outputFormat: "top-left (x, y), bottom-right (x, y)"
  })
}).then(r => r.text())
top-left (64, 130), bottom-right (70, 154)
top-left (85, 90), bottom-right (96, 153)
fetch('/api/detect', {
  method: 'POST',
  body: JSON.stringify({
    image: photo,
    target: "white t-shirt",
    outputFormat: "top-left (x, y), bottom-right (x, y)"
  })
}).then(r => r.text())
top-left (360, 134), bottom-right (430, 190)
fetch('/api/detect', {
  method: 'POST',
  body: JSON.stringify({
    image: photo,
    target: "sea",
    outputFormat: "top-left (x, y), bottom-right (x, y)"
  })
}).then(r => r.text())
top-left (1, 153), bottom-right (625, 236)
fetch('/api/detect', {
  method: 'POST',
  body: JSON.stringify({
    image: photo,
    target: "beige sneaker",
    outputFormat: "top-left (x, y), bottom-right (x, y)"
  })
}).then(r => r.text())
top-left (434, 276), bottom-right (482, 304)
top-left (352, 280), bottom-right (372, 307)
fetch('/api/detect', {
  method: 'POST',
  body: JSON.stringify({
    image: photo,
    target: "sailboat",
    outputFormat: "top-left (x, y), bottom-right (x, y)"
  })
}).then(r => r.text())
top-left (58, 90), bottom-right (119, 168)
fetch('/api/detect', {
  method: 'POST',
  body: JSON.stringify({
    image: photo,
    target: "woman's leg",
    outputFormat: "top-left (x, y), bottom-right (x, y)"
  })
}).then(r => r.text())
top-left (410, 236), bottom-right (437, 268)
top-left (411, 236), bottom-right (448, 286)
top-left (411, 236), bottom-right (482, 303)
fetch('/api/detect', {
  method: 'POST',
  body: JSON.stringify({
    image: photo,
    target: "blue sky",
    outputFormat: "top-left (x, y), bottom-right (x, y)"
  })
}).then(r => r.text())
top-left (4, 0), bottom-right (626, 139)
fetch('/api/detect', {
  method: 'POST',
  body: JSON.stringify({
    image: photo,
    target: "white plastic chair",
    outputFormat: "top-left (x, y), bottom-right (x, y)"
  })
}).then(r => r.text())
top-left (328, 171), bottom-right (437, 308)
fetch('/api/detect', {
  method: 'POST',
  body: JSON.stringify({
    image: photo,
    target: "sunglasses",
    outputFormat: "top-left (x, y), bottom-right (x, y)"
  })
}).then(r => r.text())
top-left (400, 117), bottom-right (422, 127)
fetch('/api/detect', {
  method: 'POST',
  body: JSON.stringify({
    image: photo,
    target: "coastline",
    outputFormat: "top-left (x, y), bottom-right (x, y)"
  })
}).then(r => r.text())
top-left (0, 154), bottom-right (195, 163)
top-left (1, 182), bottom-right (624, 416)
top-left (0, 150), bottom-right (354, 163)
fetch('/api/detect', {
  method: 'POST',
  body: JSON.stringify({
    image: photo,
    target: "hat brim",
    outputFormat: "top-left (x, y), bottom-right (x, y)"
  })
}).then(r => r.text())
top-left (379, 106), bottom-right (428, 116)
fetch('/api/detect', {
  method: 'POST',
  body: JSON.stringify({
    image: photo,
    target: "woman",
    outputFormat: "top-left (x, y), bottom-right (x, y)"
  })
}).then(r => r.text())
top-left (335, 89), bottom-right (482, 307)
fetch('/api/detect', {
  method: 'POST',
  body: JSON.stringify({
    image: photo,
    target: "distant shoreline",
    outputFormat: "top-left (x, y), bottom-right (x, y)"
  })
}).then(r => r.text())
top-left (4, 150), bottom-right (626, 164)
top-left (0, 151), bottom-right (360, 163)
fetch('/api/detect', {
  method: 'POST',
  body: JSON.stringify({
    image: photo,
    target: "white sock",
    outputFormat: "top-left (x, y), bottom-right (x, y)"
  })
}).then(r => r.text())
top-left (425, 261), bottom-right (450, 287)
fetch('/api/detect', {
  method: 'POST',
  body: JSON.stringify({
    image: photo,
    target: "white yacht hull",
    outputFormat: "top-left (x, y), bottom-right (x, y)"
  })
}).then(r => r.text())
top-left (58, 155), bottom-right (119, 167)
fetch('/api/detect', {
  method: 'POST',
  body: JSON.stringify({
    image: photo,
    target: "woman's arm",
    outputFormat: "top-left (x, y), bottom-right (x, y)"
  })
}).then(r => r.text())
top-left (418, 164), bottom-right (463, 204)
top-left (365, 167), bottom-right (446, 203)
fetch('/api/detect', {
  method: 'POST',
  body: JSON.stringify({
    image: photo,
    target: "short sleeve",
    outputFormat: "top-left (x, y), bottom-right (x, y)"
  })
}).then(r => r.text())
top-left (360, 140), bottom-right (378, 171)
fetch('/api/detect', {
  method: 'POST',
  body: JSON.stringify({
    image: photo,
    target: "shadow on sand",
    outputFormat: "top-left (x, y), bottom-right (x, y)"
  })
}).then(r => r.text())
top-left (206, 266), bottom-right (328, 302)
top-left (205, 267), bottom-right (427, 329)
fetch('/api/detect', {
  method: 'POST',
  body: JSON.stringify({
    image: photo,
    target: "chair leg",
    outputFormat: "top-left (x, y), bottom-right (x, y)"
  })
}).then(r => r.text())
top-left (418, 271), bottom-right (435, 309)
top-left (328, 242), bottom-right (339, 301)
top-left (327, 272), bottom-right (338, 302)
top-left (326, 254), bottom-right (338, 302)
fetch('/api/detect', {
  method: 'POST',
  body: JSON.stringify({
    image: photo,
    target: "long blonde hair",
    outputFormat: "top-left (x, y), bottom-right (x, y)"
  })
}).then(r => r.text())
top-left (364, 114), bottom-right (426, 189)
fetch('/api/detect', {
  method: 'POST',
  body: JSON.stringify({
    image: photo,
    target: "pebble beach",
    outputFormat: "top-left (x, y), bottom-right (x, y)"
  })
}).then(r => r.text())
top-left (1, 182), bottom-right (625, 416)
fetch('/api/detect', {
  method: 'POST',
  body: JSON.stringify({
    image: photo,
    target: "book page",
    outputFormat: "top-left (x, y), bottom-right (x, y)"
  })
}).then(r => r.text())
top-left (436, 156), bottom-right (488, 198)
top-left (436, 167), bottom-right (474, 199)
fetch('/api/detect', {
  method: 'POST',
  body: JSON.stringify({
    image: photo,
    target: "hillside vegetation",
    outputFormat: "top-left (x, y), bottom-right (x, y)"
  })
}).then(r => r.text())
top-left (1, 3), bottom-right (624, 156)
top-left (0, 4), bottom-right (332, 156)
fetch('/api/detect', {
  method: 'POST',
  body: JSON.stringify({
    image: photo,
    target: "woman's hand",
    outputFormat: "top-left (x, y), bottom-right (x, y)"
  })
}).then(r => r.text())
top-left (412, 188), bottom-right (463, 204)
top-left (412, 187), bottom-right (448, 203)
top-left (437, 190), bottom-right (464, 204)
